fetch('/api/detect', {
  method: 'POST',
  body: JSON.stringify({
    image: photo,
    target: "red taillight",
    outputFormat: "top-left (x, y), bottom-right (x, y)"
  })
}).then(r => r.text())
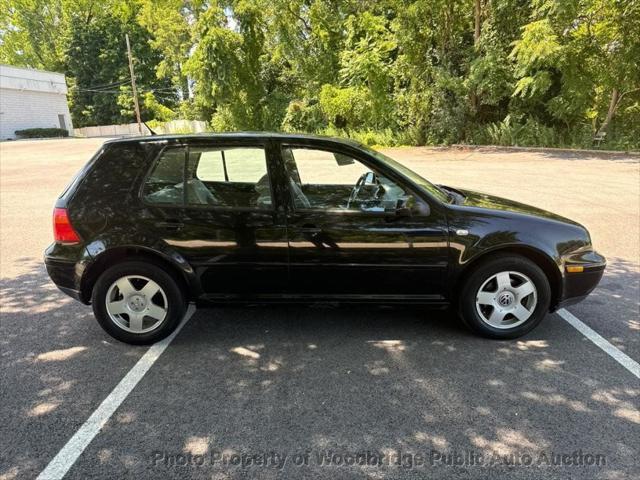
top-left (53, 208), bottom-right (81, 244)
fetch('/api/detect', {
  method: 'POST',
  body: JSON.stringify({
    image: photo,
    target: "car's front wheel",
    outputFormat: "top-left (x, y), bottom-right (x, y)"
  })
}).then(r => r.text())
top-left (458, 255), bottom-right (551, 339)
top-left (92, 261), bottom-right (186, 345)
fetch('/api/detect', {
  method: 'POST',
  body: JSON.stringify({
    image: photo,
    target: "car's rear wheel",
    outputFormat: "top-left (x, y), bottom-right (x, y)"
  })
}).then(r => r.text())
top-left (92, 261), bottom-right (186, 345)
top-left (458, 255), bottom-right (551, 339)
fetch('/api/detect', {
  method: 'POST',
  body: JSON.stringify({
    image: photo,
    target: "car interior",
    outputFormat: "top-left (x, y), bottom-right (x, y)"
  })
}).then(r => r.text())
top-left (282, 147), bottom-right (414, 213)
top-left (144, 145), bottom-right (417, 213)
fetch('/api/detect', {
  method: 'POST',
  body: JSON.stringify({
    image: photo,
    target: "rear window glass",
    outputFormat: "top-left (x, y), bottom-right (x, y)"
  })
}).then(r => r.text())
top-left (143, 146), bottom-right (272, 209)
top-left (194, 147), bottom-right (266, 183)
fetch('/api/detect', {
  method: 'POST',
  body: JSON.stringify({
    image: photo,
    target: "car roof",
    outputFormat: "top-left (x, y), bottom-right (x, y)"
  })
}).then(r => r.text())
top-left (104, 131), bottom-right (364, 148)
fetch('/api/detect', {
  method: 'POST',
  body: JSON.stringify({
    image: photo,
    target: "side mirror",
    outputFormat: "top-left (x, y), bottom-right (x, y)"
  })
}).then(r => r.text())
top-left (393, 195), bottom-right (429, 217)
top-left (334, 153), bottom-right (355, 166)
top-left (396, 195), bottom-right (416, 217)
top-left (395, 206), bottom-right (412, 217)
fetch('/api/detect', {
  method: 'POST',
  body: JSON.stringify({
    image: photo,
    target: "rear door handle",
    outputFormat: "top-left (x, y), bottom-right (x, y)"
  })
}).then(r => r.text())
top-left (155, 220), bottom-right (184, 231)
top-left (300, 226), bottom-right (322, 234)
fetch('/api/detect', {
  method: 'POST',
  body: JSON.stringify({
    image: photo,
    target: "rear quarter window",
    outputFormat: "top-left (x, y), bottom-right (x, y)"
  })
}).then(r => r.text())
top-left (68, 143), bottom-right (152, 226)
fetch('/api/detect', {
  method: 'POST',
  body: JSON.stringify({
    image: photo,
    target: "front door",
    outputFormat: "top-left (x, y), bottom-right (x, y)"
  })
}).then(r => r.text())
top-left (280, 145), bottom-right (449, 300)
top-left (140, 140), bottom-right (289, 297)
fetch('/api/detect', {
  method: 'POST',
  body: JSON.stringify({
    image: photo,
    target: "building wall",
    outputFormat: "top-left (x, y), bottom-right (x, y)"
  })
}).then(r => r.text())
top-left (0, 88), bottom-right (74, 139)
top-left (0, 64), bottom-right (73, 140)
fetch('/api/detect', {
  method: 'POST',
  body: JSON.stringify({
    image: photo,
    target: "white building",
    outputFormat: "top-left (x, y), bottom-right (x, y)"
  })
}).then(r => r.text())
top-left (0, 64), bottom-right (73, 140)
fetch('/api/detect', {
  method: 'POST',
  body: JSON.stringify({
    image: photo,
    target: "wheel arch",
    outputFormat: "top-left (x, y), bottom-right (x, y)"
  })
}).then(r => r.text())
top-left (80, 246), bottom-right (196, 304)
top-left (453, 245), bottom-right (562, 310)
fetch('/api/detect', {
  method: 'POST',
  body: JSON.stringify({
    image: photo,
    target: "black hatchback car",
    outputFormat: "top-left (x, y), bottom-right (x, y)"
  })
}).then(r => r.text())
top-left (45, 133), bottom-right (605, 344)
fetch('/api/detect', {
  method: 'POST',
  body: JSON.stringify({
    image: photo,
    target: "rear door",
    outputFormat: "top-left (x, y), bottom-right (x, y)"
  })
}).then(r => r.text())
top-left (140, 139), bottom-right (289, 297)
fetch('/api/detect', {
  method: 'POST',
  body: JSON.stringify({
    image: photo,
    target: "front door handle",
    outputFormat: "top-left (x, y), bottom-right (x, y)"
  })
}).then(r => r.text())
top-left (155, 220), bottom-right (184, 231)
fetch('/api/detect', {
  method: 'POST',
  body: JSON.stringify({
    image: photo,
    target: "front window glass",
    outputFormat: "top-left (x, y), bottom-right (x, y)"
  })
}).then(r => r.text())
top-left (283, 147), bottom-right (420, 213)
top-left (361, 146), bottom-right (450, 203)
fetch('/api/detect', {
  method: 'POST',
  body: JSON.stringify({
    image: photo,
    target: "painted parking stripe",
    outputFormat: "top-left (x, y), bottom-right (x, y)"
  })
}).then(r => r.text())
top-left (36, 305), bottom-right (196, 480)
top-left (558, 308), bottom-right (640, 379)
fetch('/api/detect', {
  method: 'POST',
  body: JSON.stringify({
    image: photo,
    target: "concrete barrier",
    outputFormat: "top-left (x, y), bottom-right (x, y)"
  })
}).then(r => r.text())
top-left (74, 120), bottom-right (209, 138)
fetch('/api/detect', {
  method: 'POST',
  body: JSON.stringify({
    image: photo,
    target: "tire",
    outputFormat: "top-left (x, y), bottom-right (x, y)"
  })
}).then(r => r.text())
top-left (458, 255), bottom-right (551, 339)
top-left (92, 261), bottom-right (186, 345)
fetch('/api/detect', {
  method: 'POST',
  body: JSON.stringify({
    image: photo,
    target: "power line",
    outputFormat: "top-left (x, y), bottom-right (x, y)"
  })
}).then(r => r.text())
top-left (72, 85), bottom-right (178, 93)
top-left (84, 79), bottom-right (129, 90)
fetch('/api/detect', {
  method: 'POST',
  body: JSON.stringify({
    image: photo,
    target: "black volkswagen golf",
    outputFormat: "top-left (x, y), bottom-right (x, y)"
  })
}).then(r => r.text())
top-left (45, 133), bottom-right (605, 344)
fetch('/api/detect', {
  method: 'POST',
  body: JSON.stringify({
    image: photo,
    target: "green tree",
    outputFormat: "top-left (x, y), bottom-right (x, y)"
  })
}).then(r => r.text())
top-left (66, 1), bottom-right (175, 127)
top-left (2, 0), bottom-right (639, 148)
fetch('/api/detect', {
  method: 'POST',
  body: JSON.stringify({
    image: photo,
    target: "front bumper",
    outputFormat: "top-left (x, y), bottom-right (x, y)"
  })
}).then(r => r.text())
top-left (556, 250), bottom-right (606, 309)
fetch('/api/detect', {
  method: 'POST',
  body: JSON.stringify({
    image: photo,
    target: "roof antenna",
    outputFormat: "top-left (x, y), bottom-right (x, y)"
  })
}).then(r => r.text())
top-left (142, 120), bottom-right (156, 136)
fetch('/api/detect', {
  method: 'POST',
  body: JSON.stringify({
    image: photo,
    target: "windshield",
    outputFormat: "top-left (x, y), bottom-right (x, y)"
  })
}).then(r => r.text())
top-left (361, 146), bottom-right (451, 203)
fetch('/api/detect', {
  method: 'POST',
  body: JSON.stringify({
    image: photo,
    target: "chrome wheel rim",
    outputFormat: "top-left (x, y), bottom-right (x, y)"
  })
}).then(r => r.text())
top-left (475, 271), bottom-right (537, 329)
top-left (105, 275), bottom-right (167, 333)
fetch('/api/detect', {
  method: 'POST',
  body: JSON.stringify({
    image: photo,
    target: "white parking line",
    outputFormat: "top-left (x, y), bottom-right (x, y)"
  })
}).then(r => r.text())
top-left (558, 308), bottom-right (640, 379)
top-left (36, 305), bottom-right (196, 480)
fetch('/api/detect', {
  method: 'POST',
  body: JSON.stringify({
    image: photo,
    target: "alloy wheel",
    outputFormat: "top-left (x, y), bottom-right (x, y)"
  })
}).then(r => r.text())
top-left (105, 275), bottom-right (168, 333)
top-left (475, 271), bottom-right (538, 329)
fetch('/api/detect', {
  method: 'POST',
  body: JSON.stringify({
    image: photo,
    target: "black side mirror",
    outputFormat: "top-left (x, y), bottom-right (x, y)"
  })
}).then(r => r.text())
top-left (395, 195), bottom-right (416, 217)
top-left (395, 206), bottom-right (412, 217)
top-left (334, 153), bottom-right (355, 166)
top-left (393, 195), bottom-right (430, 217)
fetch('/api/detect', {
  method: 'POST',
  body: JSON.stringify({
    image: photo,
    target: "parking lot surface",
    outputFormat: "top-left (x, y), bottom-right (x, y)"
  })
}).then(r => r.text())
top-left (1, 138), bottom-right (638, 479)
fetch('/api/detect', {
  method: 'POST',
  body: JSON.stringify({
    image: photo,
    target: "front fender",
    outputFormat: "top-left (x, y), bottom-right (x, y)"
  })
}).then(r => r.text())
top-left (445, 206), bottom-right (590, 305)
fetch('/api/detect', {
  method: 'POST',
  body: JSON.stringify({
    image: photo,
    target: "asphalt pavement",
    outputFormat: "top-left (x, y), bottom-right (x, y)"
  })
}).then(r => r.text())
top-left (0, 139), bottom-right (638, 479)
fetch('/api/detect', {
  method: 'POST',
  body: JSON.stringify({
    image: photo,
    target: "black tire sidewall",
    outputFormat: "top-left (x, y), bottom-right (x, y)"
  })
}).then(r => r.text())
top-left (92, 261), bottom-right (186, 345)
top-left (459, 255), bottom-right (551, 339)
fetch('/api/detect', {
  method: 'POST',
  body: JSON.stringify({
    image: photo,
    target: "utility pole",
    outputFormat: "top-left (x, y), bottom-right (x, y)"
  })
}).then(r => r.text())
top-left (125, 34), bottom-right (143, 134)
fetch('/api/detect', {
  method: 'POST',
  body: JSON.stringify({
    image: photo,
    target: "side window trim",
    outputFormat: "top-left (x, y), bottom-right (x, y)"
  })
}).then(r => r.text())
top-left (221, 150), bottom-right (229, 181)
top-left (182, 145), bottom-right (189, 207)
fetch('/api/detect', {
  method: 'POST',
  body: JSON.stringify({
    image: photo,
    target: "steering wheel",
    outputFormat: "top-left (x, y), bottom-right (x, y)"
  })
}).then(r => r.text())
top-left (347, 172), bottom-right (382, 209)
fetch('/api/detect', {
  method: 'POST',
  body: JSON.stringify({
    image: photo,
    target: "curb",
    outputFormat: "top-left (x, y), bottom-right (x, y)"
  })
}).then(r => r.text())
top-left (449, 144), bottom-right (640, 157)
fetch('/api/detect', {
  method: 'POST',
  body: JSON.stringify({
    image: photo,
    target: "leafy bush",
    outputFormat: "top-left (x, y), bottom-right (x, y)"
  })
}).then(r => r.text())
top-left (210, 106), bottom-right (238, 132)
top-left (319, 126), bottom-right (402, 147)
top-left (281, 99), bottom-right (326, 132)
top-left (14, 128), bottom-right (69, 139)
top-left (318, 85), bottom-right (372, 129)
top-left (142, 92), bottom-right (176, 122)
top-left (470, 116), bottom-right (561, 147)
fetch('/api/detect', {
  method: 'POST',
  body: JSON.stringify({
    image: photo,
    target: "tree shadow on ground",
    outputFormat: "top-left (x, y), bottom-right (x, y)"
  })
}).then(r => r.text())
top-left (2, 256), bottom-right (638, 480)
top-left (0, 259), bottom-right (145, 480)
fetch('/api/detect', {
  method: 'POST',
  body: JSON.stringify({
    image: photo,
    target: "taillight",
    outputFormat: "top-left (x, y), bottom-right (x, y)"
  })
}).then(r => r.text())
top-left (53, 208), bottom-right (81, 244)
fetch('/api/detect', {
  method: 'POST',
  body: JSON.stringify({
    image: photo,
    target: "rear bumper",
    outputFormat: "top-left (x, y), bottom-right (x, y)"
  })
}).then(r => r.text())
top-left (555, 250), bottom-right (606, 309)
top-left (44, 243), bottom-right (91, 304)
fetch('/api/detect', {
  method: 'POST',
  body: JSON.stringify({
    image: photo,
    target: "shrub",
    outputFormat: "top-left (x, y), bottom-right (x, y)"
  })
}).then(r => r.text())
top-left (210, 106), bottom-right (240, 132)
top-left (281, 99), bottom-right (326, 132)
top-left (319, 126), bottom-right (403, 147)
top-left (14, 128), bottom-right (69, 139)
top-left (142, 92), bottom-right (176, 122)
top-left (470, 116), bottom-right (562, 147)
top-left (318, 84), bottom-right (372, 129)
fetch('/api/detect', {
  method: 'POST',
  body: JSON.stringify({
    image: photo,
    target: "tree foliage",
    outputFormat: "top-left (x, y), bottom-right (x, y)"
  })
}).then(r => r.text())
top-left (1, 0), bottom-right (639, 148)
